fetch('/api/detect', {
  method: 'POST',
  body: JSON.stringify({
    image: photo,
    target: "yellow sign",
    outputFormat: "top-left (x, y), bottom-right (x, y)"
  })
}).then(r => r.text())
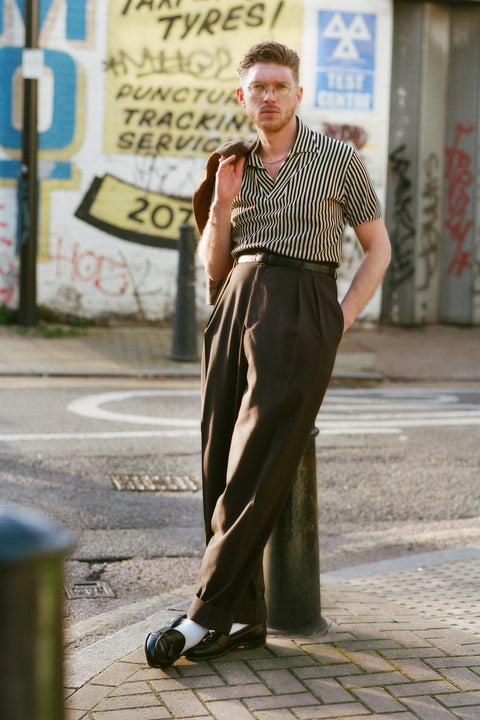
top-left (75, 174), bottom-right (194, 246)
top-left (104, 0), bottom-right (303, 157)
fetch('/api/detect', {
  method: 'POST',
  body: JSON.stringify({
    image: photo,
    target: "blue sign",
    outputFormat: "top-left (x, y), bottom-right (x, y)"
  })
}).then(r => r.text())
top-left (0, 0), bottom-right (87, 180)
top-left (315, 10), bottom-right (376, 111)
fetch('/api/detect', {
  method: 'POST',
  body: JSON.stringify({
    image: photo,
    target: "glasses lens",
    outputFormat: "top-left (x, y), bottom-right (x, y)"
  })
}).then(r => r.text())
top-left (248, 83), bottom-right (292, 97)
top-left (275, 83), bottom-right (291, 97)
top-left (249, 83), bottom-right (266, 96)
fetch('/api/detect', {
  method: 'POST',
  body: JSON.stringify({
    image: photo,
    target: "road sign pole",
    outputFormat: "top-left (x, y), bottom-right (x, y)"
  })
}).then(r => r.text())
top-left (18, 0), bottom-right (40, 327)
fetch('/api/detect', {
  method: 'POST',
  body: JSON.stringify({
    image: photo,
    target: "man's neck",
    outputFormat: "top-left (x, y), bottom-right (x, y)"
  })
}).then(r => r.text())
top-left (257, 117), bottom-right (298, 161)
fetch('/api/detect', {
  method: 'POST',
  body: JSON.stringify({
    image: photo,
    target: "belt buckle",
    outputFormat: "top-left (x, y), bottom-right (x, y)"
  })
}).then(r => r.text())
top-left (255, 253), bottom-right (266, 264)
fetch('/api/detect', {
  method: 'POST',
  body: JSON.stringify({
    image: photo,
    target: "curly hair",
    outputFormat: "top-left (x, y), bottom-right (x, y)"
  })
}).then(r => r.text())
top-left (237, 41), bottom-right (300, 85)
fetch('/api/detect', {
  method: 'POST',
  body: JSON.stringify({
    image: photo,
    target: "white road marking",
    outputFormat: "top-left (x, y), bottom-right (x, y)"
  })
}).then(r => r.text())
top-left (1, 388), bottom-right (478, 443)
top-left (67, 389), bottom-right (200, 427)
top-left (0, 430), bottom-right (200, 442)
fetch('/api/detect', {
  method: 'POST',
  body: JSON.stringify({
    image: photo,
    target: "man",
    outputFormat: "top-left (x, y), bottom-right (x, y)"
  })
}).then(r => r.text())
top-left (145, 40), bottom-right (391, 668)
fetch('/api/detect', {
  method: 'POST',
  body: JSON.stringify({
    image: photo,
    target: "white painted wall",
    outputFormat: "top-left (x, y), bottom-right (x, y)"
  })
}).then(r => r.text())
top-left (0, 0), bottom-right (392, 322)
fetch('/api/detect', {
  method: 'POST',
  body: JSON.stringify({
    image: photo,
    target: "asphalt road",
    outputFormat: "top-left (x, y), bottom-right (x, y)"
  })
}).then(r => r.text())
top-left (1, 377), bottom-right (479, 654)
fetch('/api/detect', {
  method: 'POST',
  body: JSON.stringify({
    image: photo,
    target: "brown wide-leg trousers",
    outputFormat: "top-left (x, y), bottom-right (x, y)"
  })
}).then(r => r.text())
top-left (188, 261), bottom-right (344, 634)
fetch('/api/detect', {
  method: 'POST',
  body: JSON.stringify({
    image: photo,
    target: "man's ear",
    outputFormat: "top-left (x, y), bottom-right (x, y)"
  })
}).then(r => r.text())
top-left (237, 86), bottom-right (246, 107)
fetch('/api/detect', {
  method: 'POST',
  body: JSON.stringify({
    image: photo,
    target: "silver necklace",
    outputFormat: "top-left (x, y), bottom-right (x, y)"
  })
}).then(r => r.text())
top-left (261, 152), bottom-right (290, 165)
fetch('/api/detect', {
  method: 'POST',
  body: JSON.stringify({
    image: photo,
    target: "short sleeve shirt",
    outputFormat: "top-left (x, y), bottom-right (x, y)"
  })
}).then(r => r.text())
top-left (231, 117), bottom-right (381, 265)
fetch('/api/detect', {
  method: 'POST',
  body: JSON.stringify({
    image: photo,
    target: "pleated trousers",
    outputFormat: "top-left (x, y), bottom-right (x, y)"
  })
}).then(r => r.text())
top-left (188, 261), bottom-right (344, 634)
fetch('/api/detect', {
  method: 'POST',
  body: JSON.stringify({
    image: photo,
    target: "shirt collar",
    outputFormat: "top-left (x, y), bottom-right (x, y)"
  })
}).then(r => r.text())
top-left (290, 116), bottom-right (322, 154)
top-left (248, 116), bottom-right (320, 167)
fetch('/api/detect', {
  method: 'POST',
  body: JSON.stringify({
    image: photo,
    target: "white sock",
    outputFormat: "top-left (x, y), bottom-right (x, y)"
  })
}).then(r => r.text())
top-left (230, 622), bottom-right (248, 635)
top-left (175, 618), bottom-right (208, 651)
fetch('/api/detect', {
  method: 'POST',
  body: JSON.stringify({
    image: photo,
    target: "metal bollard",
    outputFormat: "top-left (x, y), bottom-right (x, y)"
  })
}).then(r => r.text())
top-left (264, 427), bottom-right (326, 635)
top-left (171, 223), bottom-right (199, 362)
top-left (0, 505), bottom-right (72, 720)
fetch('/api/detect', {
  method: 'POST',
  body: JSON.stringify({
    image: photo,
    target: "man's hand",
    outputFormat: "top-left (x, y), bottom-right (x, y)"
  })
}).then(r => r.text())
top-left (214, 154), bottom-right (245, 205)
top-left (197, 154), bottom-right (245, 282)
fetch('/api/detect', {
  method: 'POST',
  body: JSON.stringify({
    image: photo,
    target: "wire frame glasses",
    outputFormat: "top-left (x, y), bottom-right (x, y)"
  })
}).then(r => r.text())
top-left (247, 82), bottom-right (294, 98)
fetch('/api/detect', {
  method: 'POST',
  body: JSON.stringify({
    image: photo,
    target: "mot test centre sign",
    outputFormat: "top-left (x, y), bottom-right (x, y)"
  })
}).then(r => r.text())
top-left (315, 10), bottom-right (376, 111)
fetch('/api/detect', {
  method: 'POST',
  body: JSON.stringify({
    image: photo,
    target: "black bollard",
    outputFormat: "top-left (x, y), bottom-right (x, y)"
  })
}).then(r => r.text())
top-left (0, 505), bottom-right (72, 720)
top-left (171, 223), bottom-right (199, 362)
top-left (264, 427), bottom-right (326, 635)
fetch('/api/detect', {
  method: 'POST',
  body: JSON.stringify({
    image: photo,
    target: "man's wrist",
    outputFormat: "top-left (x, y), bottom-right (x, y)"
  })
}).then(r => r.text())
top-left (209, 219), bottom-right (231, 231)
top-left (208, 201), bottom-right (232, 232)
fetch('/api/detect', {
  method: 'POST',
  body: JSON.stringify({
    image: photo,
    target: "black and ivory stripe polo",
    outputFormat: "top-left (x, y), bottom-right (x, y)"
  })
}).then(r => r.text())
top-left (231, 117), bottom-right (381, 265)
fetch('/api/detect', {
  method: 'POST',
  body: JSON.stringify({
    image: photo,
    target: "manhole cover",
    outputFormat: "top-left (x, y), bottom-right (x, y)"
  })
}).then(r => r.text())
top-left (64, 581), bottom-right (116, 599)
top-left (111, 473), bottom-right (200, 492)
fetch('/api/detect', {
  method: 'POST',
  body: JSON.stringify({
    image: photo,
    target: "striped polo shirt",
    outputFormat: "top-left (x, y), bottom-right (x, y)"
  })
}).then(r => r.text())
top-left (231, 117), bottom-right (381, 265)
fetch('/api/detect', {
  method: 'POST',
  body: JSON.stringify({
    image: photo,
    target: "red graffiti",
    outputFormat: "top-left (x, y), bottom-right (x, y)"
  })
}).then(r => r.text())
top-left (51, 237), bottom-right (129, 297)
top-left (0, 204), bottom-right (12, 247)
top-left (0, 256), bottom-right (17, 305)
top-left (0, 204), bottom-right (17, 305)
top-left (444, 123), bottom-right (474, 277)
top-left (323, 123), bottom-right (368, 150)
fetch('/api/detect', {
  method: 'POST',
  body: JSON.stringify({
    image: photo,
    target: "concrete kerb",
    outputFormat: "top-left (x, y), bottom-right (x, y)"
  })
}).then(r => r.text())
top-left (2, 323), bottom-right (480, 382)
top-left (65, 584), bottom-right (197, 689)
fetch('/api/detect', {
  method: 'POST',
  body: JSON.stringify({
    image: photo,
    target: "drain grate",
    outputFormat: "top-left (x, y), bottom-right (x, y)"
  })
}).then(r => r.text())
top-left (64, 581), bottom-right (116, 599)
top-left (111, 473), bottom-right (200, 492)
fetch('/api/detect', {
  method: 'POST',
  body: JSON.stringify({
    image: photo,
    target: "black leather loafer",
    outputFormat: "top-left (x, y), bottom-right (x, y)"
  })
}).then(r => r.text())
top-left (144, 614), bottom-right (186, 668)
top-left (185, 622), bottom-right (266, 661)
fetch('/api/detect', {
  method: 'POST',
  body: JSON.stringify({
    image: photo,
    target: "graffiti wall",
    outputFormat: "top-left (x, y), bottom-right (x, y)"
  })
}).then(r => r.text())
top-left (382, 2), bottom-right (480, 326)
top-left (0, 0), bottom-right (392, 321)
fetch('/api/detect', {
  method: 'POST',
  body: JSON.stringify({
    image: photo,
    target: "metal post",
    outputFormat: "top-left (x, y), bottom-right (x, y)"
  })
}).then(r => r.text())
top-left (0, 505), bottom-right (72, 720)
top-left (264, 428), bottom-right (326, 635)
top-left (18, 0), bottom-right (40, 326)
top-left (171, 224), bottom-right (199, 362)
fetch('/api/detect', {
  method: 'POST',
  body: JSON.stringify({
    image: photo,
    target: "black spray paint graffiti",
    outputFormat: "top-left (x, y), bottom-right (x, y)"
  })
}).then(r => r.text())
top-left (417, 153), bottom-right (440, 292)
top-left (105, 47), bottom-right (234, 81)
top-left (387, 143), bottom-right (415, 289)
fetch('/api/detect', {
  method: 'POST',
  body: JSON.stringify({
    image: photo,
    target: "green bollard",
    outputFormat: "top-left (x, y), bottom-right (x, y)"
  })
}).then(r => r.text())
top-left (264, 428), bottom-right (326, 635)
top-left (171, 223), bottom-right (199, 362)
top-left (0, 505), bottom-right (72, 720)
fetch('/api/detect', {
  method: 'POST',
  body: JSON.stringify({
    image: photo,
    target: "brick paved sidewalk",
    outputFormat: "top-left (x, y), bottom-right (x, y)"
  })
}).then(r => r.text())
top-left (64, 554), bottom-right (480, 720)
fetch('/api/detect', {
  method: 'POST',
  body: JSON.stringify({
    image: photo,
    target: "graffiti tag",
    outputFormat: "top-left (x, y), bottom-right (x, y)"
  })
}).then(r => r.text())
top-left (417, 153), bottom-right (440, 292)
top-left (444, 123), bottom-right (474, 278)
top-left (387, 143), bottom-right (415, 288)
top-left (323, 123), bottom-right (368, 150)
top-left (50, 238), bottom-right (168, 311)
top-left (0, 204), bottom-right (18, 306)
top-left (105, 47), bottom-right (233, 81)
top-left (51, 238), bottom-right (130, 298)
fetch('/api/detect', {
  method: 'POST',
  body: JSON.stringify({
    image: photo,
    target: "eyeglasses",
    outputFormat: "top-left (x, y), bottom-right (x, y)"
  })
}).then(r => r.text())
top-left (247, 82), bottom-right (294, 98)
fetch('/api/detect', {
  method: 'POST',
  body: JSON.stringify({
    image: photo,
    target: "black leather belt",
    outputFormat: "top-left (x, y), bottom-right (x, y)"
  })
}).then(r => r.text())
top-left (236, 253), bottom-right (336, 278)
